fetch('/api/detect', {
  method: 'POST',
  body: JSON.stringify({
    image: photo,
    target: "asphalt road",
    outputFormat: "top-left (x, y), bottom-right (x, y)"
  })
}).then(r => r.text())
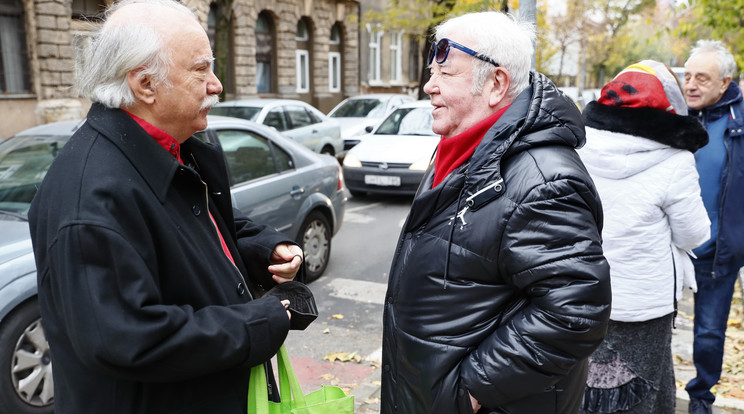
top-left (282, 193), bottom-right (412, 410)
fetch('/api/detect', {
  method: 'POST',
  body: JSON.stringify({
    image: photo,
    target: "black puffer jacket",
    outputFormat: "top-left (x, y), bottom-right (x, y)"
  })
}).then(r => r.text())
top-left (381, 73), bottom-right (612, 414)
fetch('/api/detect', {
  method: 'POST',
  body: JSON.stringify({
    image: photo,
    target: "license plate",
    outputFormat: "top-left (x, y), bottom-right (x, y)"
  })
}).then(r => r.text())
top-left (364, 174), bottom-right (401, 186)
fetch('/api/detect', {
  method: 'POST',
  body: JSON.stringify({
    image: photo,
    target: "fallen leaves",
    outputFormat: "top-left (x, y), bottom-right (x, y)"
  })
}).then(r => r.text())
top-left (324, 351), bottom-right (363, 363)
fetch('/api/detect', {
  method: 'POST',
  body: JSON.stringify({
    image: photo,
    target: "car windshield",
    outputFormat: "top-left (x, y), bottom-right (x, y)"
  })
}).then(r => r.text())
top-left (374, 107), bottom-right (435, 136)
top-left (330, 99), bottom-right (385, 118)
top-left (210, 106), bottom-right (262, 121)
top-left (0, 135), bottom-right (67, 214)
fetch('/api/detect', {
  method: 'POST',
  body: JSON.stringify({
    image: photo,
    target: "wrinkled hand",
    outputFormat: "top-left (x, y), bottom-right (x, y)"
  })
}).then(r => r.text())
top-left (469, 392), bottom-right (481, 413)
top-left (281, 299), bottom-right (291, 320)
top-left (268, 243), bottom-right (303, 284)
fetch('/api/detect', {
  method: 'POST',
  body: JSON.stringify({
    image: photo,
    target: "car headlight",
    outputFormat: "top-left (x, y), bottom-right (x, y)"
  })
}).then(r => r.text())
top-left (409, 156), bottom-right (433, 171)
top-left (343, 153), bottom-right (362, 168)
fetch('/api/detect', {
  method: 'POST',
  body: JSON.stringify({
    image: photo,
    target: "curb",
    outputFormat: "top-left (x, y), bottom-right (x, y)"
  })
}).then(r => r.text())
top-left (352, 348), bottom-right (382, 413)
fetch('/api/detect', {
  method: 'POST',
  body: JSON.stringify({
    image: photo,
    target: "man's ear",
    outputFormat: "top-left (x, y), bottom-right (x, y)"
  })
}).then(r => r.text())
top-left (127, 69), bottom-right (156, 105)
top-left (488, 68), bottom-right (510, 108)
top-left (721, 76), bottom-right (732, 94)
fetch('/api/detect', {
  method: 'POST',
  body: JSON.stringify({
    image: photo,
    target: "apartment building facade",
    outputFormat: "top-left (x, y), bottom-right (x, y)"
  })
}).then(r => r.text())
top-left (0, 0), bottom-right (360, 137)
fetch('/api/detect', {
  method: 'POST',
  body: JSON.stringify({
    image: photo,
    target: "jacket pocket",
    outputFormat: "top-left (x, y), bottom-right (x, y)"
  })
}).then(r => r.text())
top-left (495, 386), bottom-right (557, 413)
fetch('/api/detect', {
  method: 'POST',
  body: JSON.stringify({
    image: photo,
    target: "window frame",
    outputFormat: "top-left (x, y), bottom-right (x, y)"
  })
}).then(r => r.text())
top-left (295, 49), bottom-right (310, 94)
top-left (328, 52), bottom-right (341, 93)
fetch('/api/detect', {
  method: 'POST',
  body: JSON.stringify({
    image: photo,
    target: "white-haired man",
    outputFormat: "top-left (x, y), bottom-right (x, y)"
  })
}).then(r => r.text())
top-left (28, 0), bottom-right (303, 412)
top-left (683, 40), bottom-right (744, 414)
top-left (380, 11), bottom-right (611, 414)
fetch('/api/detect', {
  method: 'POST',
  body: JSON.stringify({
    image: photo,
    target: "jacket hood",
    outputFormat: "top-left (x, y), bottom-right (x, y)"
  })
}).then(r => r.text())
top-left (583, 101), bottom-right (709, 152)
top-left (580, 127), bottom-right (682, 179)
top-left (464, 72), bottom-right (585, 192)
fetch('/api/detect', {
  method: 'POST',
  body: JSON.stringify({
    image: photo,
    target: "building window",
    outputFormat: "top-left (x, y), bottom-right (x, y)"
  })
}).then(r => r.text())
top-left (330, 24), bottom-right (340, 45)
top-left (295, 18), bottom-right (312, 95)
top-left (207, 3), bottom-right (235, 97)
top-left (295, 19), bottom-right (308, 41)
top-left (408, 37), bottom-right (420, 83)
top-left (329, 23), bottom-right (342, 94)
top-left (390, 31), bottom-right (403, 82)
top-left (255, 12), bottom-right (275, 94)
top-left (329, 52), bottom-right (340, 92)
top-left (0, 0), bottom-right (30, 95)
top-left (368, 26), bottom-right (382, 84)
top-left (296, 50), bottom-right (309, 93)
top-left (71, 0), bottom-right (104, 20)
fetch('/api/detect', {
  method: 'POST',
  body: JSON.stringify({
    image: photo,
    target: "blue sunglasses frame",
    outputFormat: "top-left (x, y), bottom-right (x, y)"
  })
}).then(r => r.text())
top-left (428, 38), bottom-right (500, 68)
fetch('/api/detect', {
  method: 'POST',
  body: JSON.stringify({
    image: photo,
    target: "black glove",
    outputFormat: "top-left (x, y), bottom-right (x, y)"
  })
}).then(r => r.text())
top-left (264, 281), bottom-right (318, 330)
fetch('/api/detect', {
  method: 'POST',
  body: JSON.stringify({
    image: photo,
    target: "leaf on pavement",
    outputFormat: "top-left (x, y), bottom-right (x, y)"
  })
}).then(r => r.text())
top-left (324, 351), bottom-right (362, 363)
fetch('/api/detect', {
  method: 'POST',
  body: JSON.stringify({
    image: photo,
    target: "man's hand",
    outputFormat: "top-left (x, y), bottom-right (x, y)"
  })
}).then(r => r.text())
top-left (268, 243), bottom-right (303, 283)
top-left (281, 299), bottom-right (291, 320)
top-left (469, 392), bottom-right (481, 413)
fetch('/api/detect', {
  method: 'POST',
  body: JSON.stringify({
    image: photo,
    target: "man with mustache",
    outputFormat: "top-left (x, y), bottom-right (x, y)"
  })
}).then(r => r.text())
top-left (28, 0), bottom-right (303, 412)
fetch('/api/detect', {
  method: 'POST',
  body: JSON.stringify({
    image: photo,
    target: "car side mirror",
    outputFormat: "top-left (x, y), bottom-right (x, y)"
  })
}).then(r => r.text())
top-left (365, 125), bottom-right (373, 133)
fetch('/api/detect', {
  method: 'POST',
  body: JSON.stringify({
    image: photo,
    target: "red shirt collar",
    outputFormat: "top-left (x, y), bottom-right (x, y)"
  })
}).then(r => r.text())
top-left (433, 105), bottom-right (510, 187)
top-left (124, 110), bottom-right (183, 164)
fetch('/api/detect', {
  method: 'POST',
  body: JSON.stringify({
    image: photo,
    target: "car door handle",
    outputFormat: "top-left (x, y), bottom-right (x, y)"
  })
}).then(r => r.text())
top-left (290, 186), bottom-right (305, 197)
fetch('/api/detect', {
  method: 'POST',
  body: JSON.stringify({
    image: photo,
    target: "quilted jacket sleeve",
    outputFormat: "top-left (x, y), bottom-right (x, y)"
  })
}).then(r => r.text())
top-left (663, 152), bottom-right (710, 251)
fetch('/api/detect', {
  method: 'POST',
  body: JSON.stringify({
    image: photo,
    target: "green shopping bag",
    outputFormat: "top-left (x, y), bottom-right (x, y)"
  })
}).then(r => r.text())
top-left (248, 345), bottom-right (355, 414)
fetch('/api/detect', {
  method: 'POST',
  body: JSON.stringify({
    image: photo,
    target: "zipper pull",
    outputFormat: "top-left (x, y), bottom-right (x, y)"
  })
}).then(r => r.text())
top-left (455, 206), bottom-right (469, 226)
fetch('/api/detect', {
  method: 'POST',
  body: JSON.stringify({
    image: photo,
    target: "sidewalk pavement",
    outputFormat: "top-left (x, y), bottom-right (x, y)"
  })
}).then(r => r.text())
top-left (673, 280), bottom-right (744, 414)
top-left (304, 283), bottom-right (744, 414)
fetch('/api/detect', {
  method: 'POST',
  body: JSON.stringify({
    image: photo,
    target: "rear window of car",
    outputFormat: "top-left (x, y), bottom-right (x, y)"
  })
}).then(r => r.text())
top-left (210, 106), bottom-right (262, 122)
top-left (330, 99), bottom-right (384, 118)
top-left (0, 136), bottom-right (67, 213)
top-left (375, 107), bottom-right (434, 136)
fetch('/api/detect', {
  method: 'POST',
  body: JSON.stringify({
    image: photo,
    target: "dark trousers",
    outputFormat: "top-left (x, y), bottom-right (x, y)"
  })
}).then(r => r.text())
top-left (685, 260), bottom-right (739, 403)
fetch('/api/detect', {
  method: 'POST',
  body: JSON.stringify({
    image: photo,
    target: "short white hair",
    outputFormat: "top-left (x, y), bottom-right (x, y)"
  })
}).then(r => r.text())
top-left (75, 0), bottom-right (197, 108)
top-left (686, 40), bottom-right (738, 79)
top-left (433, 11), bottom-right (535, 100)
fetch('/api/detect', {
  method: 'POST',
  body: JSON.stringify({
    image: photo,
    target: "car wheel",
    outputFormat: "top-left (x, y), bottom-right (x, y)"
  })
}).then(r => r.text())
top-left (0, 299), bottom-right (53, 414)
top-left (297, 211), bottom-right (331, 283)
top-left (320, 146), bottom-right (335, 157)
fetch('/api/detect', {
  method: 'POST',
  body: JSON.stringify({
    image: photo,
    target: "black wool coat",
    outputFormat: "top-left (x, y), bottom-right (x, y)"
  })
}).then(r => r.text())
top-left (29, 104), bottom-right (294, 414)
top-left (381, 73), bottom-right (612, 414)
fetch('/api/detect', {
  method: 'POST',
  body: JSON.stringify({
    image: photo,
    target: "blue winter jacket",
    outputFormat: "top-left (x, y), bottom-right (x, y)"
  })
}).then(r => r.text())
top-left (690, 82), bottom-right (744, 277)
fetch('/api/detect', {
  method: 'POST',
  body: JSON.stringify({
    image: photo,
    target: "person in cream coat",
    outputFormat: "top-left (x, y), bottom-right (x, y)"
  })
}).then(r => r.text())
top-left (578, 60), bottom-right (711, 414)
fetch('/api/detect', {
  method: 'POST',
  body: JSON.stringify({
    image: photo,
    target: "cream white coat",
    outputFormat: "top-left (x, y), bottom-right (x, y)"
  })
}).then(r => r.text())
top-left (580, 127), bottom-right (710, 322)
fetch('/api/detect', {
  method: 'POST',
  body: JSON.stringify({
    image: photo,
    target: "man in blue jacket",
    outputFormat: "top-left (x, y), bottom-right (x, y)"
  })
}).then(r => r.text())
top-left (684, 40), bottom-right (744, 414)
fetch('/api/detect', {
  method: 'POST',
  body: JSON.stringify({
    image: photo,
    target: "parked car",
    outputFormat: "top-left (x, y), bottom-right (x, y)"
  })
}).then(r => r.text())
top-left (327, 93), bottom-right (414, 154)
top-left (210, 99), bottom-right (343, 157)
top-left (0, 115), bottom-right (346, 414)
top-left (342, 100), bottom-right (438, 197)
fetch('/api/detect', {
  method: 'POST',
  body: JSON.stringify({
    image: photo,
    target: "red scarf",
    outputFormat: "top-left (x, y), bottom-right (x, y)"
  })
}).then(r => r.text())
top-left (433, 105), bottom-right (509, 187)
top-left (123, 110), bottom-right (183, 163)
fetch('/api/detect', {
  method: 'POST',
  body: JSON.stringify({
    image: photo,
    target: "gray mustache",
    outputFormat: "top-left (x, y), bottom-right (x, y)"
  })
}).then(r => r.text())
top-left (201, 95), bottom-right (220, 110)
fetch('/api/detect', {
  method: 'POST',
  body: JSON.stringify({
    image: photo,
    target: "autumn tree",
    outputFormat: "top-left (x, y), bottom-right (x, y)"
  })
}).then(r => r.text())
top-left (363, 0), bottom-right (552, 97)
top-left (672, 0), bottom-right (743, 71)
top-left (581, 0), bottom-right (656, 87)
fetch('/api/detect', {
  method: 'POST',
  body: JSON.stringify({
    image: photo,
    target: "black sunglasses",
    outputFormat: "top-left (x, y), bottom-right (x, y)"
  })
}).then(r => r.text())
top-left (428, 38), bottom-right (500, 68)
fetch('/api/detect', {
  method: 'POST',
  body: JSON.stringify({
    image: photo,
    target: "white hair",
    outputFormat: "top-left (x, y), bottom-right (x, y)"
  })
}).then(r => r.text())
top-left (434, 11), bottom-right (535, 100)
top-left (686, 40), bottom-right (738, 79)
top-left (75, 0), bottom-right (198, 108)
